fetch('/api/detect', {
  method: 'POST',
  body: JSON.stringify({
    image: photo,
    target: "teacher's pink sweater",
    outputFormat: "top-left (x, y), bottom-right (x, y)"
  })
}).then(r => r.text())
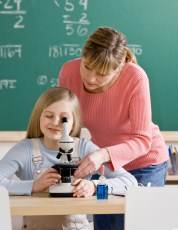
top-left (59, 58), bottom-right (168, 171)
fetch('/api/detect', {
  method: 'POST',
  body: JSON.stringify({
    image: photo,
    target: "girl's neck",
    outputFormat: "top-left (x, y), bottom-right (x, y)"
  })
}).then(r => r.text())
top-left (42, 137), bottom-right (59, 150)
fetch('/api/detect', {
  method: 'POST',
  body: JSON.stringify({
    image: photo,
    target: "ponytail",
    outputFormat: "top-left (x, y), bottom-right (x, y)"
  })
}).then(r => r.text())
top-left (125, 47), bottom-right (137, 64)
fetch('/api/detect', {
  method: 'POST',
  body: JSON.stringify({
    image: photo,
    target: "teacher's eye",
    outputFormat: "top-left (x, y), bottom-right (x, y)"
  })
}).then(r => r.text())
top-left (84, 65), bottom-right (91, 70)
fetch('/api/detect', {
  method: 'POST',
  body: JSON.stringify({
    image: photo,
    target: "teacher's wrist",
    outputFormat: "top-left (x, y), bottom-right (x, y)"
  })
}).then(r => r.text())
top-left (101, 148), bottom-right (111, 163)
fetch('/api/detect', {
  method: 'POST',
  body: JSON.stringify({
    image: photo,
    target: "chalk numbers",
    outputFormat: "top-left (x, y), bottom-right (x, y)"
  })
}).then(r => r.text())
top-left (3, 0), bottom-right (13, 9)
top-left (14, 15), bottom-right (24, 28)
top-left (63, 0), bottom-right (90, 36)
top-left (79, 0), bottom-right (88, 11)
top-left (64, 0), bottom-right (74, 11)
top-left (37, 75), bottom-right (58, 87)
top-left (0, 0), bottom-right (26, 29)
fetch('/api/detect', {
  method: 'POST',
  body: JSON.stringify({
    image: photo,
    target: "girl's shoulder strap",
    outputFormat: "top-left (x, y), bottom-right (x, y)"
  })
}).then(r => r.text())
top-left (73, 137), bottom-right (80, 158)
top-left (31, 138), bottom-right (42, 165)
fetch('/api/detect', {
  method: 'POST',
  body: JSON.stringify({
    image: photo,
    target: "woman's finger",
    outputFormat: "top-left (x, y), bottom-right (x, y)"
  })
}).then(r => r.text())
top-left (72, 178), bottom-right (81, 186)
top-left (74, 159), bottom-right (94, 177)
top-left (74, 150), bottom-right (104, 178)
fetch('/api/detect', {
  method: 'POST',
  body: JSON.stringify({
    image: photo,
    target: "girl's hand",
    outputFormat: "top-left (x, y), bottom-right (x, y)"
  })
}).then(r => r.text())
top-left (32, 168), bottom-right (60, 193)
top-left (74, 148), bottom-right (110, 178)
top-left (72, 178), bottom-right (95, 197)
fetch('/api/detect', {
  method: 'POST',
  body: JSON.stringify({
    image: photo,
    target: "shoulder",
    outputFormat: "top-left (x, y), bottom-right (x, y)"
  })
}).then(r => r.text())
top-left (78, 138), bottom-right (99, 158)
top-left (124, 62), bottom-right (149, 82)
top-left (9, 138), bottom-right (33, 152)
top-left (63, 58), bottom-right (81, 67)
top-left (9, 138), bottom-right (31, 151)
top-left (60, 58), bottom-right (81, 77)
top-left (2, 138), bottom-right (33, 161)
top-left (119, 62), bottom-right (149, 94)
top-left (59, 58), bottom-right (82, 89)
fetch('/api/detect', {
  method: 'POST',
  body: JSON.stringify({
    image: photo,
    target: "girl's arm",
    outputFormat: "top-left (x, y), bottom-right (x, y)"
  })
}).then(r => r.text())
top-left (0, 140), bottom-right (34, 195)
top-left (92, 166), bottom-right (138, 196)
top-left (0, 176), bottom-right (33, 195)
top-left (72, 167), bottom-right (137, 197)
top-left (0, 140), bottom-right (60, 195)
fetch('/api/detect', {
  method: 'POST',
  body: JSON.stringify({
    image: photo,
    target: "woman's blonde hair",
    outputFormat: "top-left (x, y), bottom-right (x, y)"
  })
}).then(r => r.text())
top-left (82, 27), bottom-right (137, 76)
top-left (26, 87), bottom-right (82, 138)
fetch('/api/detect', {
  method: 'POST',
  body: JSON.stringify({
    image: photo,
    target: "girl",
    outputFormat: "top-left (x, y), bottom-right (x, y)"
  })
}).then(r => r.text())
top-left (0, 87), bottom-right (137, 230)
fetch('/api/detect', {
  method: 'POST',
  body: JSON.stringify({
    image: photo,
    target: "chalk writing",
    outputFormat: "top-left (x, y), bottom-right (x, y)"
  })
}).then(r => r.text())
top-left (37, 75), bottom-right (57, 87)
top-left (0, 79), bottom-right (17, 90)
top-left (79, 0), bottom-right (88, 11)
top-left (37, 75), bottom-right (48, 86)
top-left (55, 0), bottom-right (90, 37)
top-left (54, 0), bottom-right (60, 8)
top-left (0, 45), bottom-right (22, 59)
top-left (50, 78), bottom-right (58, 87)
top-left (63, 13), bottom-right (89, 36)
top-left (49, 44), bottom-right (81, 58)
top-left (128, 44), bottom-right (143, 56)
top-left (0, 0), bottom-right (26, 29)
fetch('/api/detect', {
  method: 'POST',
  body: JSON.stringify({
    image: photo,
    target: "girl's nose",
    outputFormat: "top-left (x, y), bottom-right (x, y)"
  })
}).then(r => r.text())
top-left (53, 116), bottom-right (60, 126)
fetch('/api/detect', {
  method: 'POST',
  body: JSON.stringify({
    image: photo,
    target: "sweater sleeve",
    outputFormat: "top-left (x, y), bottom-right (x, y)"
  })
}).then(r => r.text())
top-left (108, 75), bottom-right (152, 170)
top-left (0, 140), bottom-right (33, 195)
top-left (93, 167), bottom-right (138, 196)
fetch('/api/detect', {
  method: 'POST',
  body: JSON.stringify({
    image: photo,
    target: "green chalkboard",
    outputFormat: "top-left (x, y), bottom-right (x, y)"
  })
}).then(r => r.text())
top-left (0, 0), bottom-right (178, 130)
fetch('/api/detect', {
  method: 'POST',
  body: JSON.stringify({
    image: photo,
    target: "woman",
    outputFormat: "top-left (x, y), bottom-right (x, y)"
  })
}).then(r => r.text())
top-left (59, 27), bottom-right (168, 230)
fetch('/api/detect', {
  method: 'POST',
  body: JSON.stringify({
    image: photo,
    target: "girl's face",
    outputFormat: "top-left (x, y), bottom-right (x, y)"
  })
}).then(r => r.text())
top-left (80, 58), bottom-right (121, 93)
top-left (40, 99), bottom-right (74, 149)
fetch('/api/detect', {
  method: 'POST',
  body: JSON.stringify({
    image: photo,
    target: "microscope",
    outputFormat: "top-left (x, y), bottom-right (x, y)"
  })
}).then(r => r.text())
top-left (49, 117), bottom-right (79, 197)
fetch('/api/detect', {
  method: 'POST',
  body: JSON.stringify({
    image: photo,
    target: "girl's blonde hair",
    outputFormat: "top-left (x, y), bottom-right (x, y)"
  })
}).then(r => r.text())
top-left (82, 27), bottom-right (137, 76)
top-left (26, 87), bottom-right (82, 138)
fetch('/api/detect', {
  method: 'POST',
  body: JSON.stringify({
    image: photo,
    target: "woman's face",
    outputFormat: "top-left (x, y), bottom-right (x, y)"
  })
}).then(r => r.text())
top-left (40, 99), bottom-right (73, 149)
top-left (80, 58), bottom-right (121, 93)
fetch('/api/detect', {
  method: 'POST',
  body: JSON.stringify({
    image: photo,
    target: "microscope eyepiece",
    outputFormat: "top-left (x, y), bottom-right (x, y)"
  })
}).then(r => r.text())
top-left (61, 117), bottom-right (67, 123)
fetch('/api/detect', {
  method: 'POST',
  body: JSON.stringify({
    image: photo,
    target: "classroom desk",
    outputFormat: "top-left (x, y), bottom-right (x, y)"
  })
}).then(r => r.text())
top-left (10, 194), bottom-right (125, 216)
top-left (166, 175), bottom-right (178, 185)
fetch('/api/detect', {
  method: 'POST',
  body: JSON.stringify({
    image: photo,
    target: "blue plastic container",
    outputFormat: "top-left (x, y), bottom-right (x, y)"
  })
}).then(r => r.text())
top-left (96, 184), bottom-right (108, 200)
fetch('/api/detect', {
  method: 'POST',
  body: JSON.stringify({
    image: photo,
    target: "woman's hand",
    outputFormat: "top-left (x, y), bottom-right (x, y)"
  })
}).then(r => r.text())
top-left (74, 148), bottom-right (110, 178)
top-left (72, 178), bottom-right (95, 197)
top-left (32, 168), bottom-right (60, 193)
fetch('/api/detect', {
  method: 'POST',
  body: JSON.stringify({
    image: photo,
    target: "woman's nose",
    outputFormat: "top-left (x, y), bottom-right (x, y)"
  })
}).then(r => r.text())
top-left (87, 74), bottom-right (97, 83)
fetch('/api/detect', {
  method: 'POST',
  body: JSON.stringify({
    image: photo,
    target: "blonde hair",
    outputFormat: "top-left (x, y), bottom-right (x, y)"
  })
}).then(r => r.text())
top-left (26, 87), bottom-right (82, 138)
top-left (82, 27), bottom-right (137, 76)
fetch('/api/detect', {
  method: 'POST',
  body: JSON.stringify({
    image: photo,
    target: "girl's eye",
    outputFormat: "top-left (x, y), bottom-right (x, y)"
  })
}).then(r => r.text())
top-left (45, 115), bottom-right (53, 118)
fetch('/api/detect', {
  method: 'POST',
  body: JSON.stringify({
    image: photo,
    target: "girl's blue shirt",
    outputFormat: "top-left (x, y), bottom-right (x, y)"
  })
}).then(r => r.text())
top-left (0, 138), bottom-right (137, 195)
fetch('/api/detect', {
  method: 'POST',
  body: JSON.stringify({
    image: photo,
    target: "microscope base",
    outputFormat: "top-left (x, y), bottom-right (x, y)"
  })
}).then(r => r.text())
top-left (49, 182), bottom-right (74, 197)
top-left (50, 192), bottom-right (73, 197)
